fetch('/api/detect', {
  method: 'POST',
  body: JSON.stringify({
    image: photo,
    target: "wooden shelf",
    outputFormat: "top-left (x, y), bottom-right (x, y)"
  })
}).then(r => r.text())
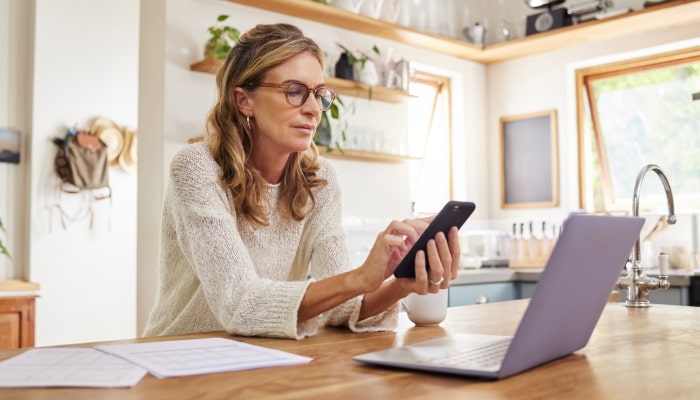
top-left (189, 57), bottom-right (222, 74)
top-left (226, 0), bottom-right (700, 64)
top-left (189, 59), bottom-right (413, 103)
top-left (325, 76), bottom-right (414, 103)
top-left (481, 0), bottom-right (700, 63)
top-left (188, 60), bottom-right (415, 162)
top-left (317, 146), bottom-right (418, 163)
top-left (0, 280), bottom-right (40, 292)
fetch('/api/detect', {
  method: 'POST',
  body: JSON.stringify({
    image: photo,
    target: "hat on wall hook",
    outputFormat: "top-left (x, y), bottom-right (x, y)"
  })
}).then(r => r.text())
top-left (118, 127), bottom-right (137, 174)
top-left (90, 117), bottom-right (124, 166)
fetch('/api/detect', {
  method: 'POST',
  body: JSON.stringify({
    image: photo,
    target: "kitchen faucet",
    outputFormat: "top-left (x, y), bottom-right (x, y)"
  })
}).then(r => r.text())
top-left (616, 164), bottom-right (677, 308)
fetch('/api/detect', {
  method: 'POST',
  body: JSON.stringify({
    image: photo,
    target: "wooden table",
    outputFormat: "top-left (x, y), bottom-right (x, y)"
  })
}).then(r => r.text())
top-left (1, 299), bottom-right (699, 399)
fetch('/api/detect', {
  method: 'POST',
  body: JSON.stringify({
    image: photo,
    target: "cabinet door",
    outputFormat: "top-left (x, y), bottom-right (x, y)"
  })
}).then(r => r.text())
top-left (448, 283), bottom-right (518, 306)
top-left (0, 311), bottom-right (20, 348)
top-left (0, 297), bottom-right (36, 349)
top-left (519, 282), bottom-right (537, 299)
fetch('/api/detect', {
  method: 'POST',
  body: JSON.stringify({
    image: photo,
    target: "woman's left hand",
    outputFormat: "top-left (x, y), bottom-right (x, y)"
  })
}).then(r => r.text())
top-left (396, 226), bottom-right (461, 295)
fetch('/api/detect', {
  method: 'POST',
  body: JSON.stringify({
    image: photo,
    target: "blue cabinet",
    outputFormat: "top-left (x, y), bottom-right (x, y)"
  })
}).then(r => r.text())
top-left (513, 281), bottom-right (689, 305)
top-left (519, 282), bottom-right (537, 299)
top-left (451, 273), bottom-right (692, 306)
top-left (448, 282), bottom-right (519, 306)
top-left (617, 287), bottom-right (689, 306)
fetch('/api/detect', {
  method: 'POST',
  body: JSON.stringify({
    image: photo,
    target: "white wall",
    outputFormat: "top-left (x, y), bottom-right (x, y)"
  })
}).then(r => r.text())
top-left (486, 19), bottom-right (700, 232)
top-left (26, 0), bottom-right (140, 346)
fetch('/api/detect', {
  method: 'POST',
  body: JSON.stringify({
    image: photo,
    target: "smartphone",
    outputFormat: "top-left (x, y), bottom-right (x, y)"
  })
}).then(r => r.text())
top-left (393, 201), bottom-right (476, 279)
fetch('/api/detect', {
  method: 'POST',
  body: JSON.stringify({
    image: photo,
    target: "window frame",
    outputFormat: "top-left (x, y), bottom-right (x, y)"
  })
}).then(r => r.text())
top-left (409, 70), bottom-right (454, 215)
top-left (575, 46), bottom-right (700, 211)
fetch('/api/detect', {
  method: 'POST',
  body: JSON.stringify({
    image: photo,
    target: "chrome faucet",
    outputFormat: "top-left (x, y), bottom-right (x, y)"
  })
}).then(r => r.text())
top-left (616, 164), bottom-right (677, 308)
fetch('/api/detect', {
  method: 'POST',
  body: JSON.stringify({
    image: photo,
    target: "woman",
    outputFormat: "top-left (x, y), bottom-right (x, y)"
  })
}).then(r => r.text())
top-left (144, 23), bottom-right (460, 339)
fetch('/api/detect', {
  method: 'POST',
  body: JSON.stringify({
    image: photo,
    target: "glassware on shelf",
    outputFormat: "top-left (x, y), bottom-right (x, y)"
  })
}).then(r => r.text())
top-left (330, 0), bottom-right (364, 14)
top-left (380, 0), bottom-right (401, 24)
top-left (359, 0), bottom-right (384, 19)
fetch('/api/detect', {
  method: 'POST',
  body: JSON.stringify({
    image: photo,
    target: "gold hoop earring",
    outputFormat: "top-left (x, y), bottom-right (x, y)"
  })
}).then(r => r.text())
top-left (246, 116), bottom-right (252, 130)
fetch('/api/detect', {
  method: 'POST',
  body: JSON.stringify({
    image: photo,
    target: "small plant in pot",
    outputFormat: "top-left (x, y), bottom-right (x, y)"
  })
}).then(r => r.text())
top-left (315, 95), bottom-right (348, 152)
top-left (205, 14), bottom-right (240, 60)
top-left (335, 43), bottom-right (380, 98)
top-left (336, 43), bottom-right (380, 73)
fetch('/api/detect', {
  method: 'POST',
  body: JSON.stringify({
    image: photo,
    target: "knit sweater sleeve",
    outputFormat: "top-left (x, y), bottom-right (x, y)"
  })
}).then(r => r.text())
top-left (303, 160), bottom-right (399, 333)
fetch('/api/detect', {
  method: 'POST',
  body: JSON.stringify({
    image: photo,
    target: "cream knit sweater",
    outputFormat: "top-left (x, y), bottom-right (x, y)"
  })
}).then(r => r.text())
top-left (143, 143), bottom-right (398, 339)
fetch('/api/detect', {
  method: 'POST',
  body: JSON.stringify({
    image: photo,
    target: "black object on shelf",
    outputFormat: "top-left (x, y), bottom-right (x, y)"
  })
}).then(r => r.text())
top-left (334, 53), bottom-right (354, 81)
top-left (526, 7), bottom-right (572, 36)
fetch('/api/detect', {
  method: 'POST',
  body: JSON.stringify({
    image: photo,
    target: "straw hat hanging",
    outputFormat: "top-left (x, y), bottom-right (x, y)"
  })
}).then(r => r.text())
top-left (90, 117), bottom-right (124, 167)
top-left (119, 127), bottom-right (137, 174)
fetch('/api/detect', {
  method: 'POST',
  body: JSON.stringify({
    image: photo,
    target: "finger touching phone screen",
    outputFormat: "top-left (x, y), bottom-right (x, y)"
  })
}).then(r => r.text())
top-left (393, 201), bottom-right (476, 279)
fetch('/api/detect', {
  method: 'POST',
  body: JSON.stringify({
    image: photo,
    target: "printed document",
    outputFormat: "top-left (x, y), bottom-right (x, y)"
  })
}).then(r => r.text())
top-left (96, 337), bottom-right (313, 378)
top-left (0, 348), bottom-right (148, 388)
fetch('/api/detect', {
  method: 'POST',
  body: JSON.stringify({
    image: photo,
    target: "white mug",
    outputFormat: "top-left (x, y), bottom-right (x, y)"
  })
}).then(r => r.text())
top-left (402, 289), bottom-right (448, 326)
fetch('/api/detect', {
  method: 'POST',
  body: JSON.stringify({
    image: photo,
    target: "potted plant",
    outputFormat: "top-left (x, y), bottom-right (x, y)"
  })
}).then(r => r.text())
top-left (0, 216), bottom-right (11, 261)
top-left (335, 43), bottom-right (381, 91)
top-left (320, 44), bottom-right (381, 152)
top-left (204, 14), bottom-right (240, 60)
top-left (315, 95), bottom-right (347, 151)
top-left (337, 43), bottom-right (380, 70)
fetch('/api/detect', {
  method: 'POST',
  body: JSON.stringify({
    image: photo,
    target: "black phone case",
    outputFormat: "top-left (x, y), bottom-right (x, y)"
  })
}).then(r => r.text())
top-left (393, 201), bottom-right (476, 279)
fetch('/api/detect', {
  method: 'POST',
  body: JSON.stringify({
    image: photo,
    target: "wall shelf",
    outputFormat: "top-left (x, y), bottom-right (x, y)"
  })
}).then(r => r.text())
top-left (317, 146), bottom-right (418, 163)
top-left (226, 0), bottom-right (700, 64)
top-left (189, 59), bottom-right (414, 162)
top-left (325, 77), bottom-right (414, 103)
top-left (190, 59), bottom-right (413, 103)
top-left (189, 57), bottom-right (221, 74)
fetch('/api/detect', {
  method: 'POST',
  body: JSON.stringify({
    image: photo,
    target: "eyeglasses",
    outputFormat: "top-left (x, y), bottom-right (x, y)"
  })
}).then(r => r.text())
top-left (257, 81), bottom-right (336, 111)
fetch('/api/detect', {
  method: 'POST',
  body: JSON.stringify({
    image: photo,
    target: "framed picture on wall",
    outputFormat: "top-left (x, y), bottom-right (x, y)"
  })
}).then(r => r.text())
top-left (0, 129), bottom-right (21, 164)
top-left (499, 110), bottom-right (559, 209)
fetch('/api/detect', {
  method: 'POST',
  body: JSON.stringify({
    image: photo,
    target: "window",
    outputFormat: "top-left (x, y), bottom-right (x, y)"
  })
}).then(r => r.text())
top-left (576, 47), bottom-right (700, 212)
top-left (407, 71), bottom-right (453, 214)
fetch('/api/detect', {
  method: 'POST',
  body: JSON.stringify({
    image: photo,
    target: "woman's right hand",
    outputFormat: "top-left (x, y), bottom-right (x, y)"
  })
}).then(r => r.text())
top-left (356, 218), bottom-right (431, 292)
top-left (358, 218), bottom-right (460, 296)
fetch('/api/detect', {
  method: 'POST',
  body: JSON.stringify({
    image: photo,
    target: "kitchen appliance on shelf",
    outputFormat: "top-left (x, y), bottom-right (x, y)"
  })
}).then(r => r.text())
top-left (460, 230), bottom-right (510, 268)
top-left (523, 0), bottom-right (572, 36)
top-left (567, 0), bottom-right (630, 24)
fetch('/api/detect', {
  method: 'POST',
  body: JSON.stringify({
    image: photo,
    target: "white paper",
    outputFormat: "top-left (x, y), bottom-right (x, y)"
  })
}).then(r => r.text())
top-left (96, 337), bottom-right (313, 379)
top-left (0, 348), bottom-right (148, 388)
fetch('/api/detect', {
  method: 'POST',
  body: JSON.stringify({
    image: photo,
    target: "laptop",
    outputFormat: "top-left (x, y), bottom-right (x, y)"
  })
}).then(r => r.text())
top-left (354, 214), bottom-right (644, 379)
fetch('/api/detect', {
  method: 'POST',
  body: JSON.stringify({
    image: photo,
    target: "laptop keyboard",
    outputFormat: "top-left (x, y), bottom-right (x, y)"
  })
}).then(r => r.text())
top-left (419, 337), bottom-right (511, 370)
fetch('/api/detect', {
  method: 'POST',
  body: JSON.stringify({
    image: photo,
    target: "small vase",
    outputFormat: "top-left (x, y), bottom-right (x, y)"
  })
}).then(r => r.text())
top-left (354, 59), bottom-right (379, 86)
top-left (335, 53), bottom-right (354, 80)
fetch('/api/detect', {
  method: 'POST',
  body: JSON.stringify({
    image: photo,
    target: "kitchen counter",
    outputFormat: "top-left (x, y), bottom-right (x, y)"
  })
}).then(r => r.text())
top-left (0, 280), bottom-right (40, 297)
top-left (3, 300), bottom-right (700, 399)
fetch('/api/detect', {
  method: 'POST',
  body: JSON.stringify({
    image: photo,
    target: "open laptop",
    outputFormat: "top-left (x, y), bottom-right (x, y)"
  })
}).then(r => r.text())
top-left (354, 214), bottom-right (644, 379)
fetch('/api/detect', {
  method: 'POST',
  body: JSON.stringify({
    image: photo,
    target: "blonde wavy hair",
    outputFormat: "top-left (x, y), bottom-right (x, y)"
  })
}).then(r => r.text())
top-left (205, 23), bottom-right (327, 227)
